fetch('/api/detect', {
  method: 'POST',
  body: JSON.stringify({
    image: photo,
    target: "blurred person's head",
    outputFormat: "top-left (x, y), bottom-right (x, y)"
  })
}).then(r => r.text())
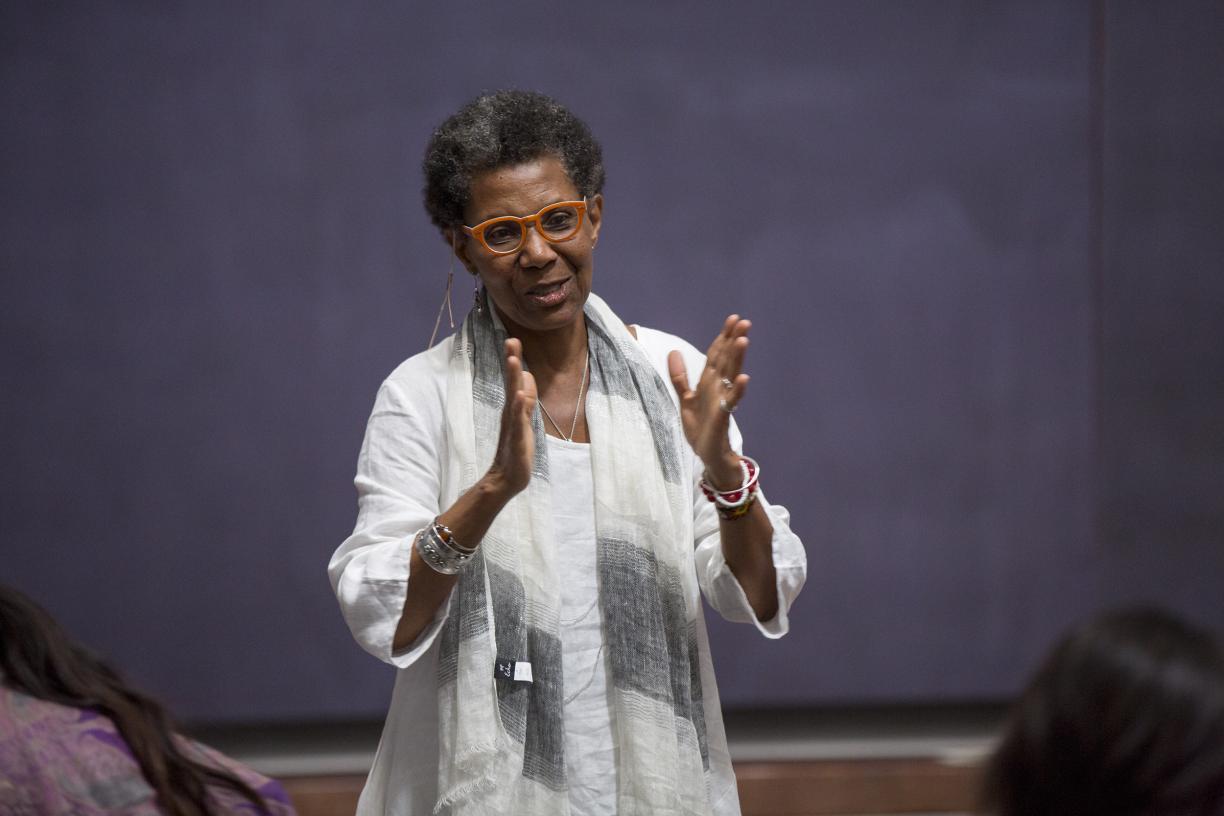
top-left (981, 607), bottom-right (1224, 816)
top-left (0, 584), bottom-right (274, 816)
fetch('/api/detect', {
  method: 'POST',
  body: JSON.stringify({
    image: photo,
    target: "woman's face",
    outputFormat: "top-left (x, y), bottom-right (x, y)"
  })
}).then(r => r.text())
top-left (453, 156), bottom-right (603, 339)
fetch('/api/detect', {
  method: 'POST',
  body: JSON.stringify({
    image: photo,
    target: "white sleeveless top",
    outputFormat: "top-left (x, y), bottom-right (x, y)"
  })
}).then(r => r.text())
top-left (547, 434), bottom-right (618, 815)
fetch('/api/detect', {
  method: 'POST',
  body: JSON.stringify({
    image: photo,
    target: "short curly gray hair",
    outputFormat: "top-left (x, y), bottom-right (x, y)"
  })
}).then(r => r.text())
top-left (423, 90), bottom-right (605, 232)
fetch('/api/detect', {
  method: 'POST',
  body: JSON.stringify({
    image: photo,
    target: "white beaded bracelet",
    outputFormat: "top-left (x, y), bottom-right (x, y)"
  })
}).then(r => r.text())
top-left (699, 455), bottom-right (761, 508)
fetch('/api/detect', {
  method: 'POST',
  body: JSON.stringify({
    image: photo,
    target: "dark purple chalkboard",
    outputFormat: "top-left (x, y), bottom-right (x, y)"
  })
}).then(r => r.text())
top-left (2, 1), bottom-right (1221, 722)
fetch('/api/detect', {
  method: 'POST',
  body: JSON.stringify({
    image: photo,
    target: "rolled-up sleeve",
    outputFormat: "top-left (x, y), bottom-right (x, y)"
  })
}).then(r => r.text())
top-left (693, 490), bottom-right (806, 638)
top-left (690, 410), bottom-right (807, 639)
top-left (327, 379), bottom-right (451, 668)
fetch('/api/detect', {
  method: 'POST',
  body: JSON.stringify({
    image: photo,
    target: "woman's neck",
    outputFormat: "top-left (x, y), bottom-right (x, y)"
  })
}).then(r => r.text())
top-left (514, 320), bottom-right (588, 380)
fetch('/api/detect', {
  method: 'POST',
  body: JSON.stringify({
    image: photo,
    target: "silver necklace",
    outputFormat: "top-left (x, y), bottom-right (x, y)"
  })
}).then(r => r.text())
top-left (538, 351), bottom-right (589, 442)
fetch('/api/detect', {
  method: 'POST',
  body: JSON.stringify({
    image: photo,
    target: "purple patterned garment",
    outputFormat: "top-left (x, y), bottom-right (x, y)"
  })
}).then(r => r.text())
top-left (0, 687), bottom-right (296, 815)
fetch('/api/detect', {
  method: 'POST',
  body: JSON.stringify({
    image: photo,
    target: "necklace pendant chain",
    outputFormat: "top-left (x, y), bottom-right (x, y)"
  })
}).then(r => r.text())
top-left (538, 351), bottom-right (589, 443)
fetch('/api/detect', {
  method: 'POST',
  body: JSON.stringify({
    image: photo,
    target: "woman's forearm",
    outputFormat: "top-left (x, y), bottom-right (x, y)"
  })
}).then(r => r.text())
top-left (393, 338), bottom-right (538, 652)
top-left (391, 471), bottom-right (518, 652)
top-left (704, 453), bottom-right (778, 622)
top-left (717, 500), bottom-right (778, 622)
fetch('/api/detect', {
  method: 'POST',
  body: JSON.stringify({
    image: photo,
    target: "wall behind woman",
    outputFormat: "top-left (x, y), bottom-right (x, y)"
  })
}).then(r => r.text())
top-left (1, 1), bottom-right (1221, 722)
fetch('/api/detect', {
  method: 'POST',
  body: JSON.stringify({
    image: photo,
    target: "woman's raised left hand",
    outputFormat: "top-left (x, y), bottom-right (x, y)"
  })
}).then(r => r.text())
top-left (667, 315), bottom-right (751, 490)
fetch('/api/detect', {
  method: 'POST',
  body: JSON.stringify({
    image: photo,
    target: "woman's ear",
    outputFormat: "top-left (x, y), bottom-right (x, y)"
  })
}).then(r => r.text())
top-left (446, 230), bottom-right (477, 275)
top-left (588, 194), bottom-right (603, 247)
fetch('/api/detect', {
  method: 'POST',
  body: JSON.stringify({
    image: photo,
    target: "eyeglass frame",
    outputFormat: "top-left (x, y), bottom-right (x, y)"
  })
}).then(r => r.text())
top-left (460, 198), bottom-right (589, 256)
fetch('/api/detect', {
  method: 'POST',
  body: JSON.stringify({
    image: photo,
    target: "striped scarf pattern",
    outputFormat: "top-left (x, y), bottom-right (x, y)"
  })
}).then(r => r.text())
top-left (436, 292), bottom-right (711, 815)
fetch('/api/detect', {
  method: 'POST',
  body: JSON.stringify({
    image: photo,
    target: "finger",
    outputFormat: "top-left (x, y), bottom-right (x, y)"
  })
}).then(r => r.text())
top-left (519, 370), bottom-right (537, 405)
top-left (503, 347), bottom-right (523, 405)
top-left (722, 335), bottom-right (750, 380)
top-left (712, 313), bottom-right (738, 354)
top-left (504, 337), bottom-right (522, 361)
top-left (513, 372), bottom-right (537, 428)
top-left (708, 336), bottom-right (749, 389)
top-left (730, 373), bottom-right (750, 404)
top-left (719, 319), bottom-right (751, 367)
top-left (504, 338), bottom-right (522, 375)
top-left (506, 371), bottom-right (537, 443)
top-left (715, 373), bottom-right (750, 416)
top-left (707, 314), bottom-right (743, 371)
top-left (667, 350), bottom-right (692, 399)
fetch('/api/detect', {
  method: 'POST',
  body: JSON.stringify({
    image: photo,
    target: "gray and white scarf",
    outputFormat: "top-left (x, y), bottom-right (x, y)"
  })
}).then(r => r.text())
top-left (436, 292), bottom-right (711, 815)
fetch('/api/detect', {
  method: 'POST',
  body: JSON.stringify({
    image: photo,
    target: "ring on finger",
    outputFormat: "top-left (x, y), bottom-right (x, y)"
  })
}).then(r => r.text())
top-left (720, 377), bottom-right (734, 391)
top-left (719, 397), bottom-right (738, 413)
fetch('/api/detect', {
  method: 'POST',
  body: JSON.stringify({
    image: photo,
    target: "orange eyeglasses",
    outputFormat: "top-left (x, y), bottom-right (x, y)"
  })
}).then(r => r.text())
top-left (461, 198), bottom-right (587, 255)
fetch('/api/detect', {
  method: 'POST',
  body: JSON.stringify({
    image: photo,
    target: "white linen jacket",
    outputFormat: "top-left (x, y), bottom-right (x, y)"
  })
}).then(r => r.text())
top-left (329, 325), bottom-right (807, 816)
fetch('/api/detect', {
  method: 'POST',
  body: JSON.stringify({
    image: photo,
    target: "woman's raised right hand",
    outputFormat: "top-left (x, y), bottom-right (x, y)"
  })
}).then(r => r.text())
top-left (485, 338), bottom-right (537, 497)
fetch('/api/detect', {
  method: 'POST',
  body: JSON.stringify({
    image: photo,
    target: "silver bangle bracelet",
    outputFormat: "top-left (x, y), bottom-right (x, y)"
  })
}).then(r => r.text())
top-left (414, 519), bottom-right (476, 575)
top-left (430, 519), bottom-right (475, 554)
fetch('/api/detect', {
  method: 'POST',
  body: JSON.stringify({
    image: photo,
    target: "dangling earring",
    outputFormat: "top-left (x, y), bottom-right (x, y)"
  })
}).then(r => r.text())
top-left (428, 237), bottom-right (458, 348)
top-left (474, 277), bottom-right (483, 315)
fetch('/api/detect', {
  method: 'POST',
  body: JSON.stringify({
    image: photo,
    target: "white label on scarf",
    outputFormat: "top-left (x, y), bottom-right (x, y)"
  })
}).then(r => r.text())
top-left (494, 657), bottom-right (534, 683)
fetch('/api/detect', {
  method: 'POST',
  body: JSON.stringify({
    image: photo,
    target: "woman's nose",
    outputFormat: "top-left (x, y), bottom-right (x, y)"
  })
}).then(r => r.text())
top-left (518, 224), bottom-right (557, 266)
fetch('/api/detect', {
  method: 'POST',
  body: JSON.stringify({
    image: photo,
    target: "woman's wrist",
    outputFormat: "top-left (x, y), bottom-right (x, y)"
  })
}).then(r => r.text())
top-left (700, 455), bottom-right (762, 522)
top-left (702, 452), bottom-right (744, 491)
top-left (478, 465), bottom-right (526, 504)
top-left (415, 518), bottom-right (476, 575)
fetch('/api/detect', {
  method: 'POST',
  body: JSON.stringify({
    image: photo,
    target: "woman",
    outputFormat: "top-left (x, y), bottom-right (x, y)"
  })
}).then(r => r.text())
top-left (980, 607), bottom-right (1224, 816)
top-left (0, 584), bottom-right (295, 816)
top-left (329, 90), bottom-right (806, 816)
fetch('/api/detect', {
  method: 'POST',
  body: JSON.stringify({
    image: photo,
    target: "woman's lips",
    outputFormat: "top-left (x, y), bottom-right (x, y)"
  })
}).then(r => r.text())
top-left (526, 278), bottom-right (570, 307)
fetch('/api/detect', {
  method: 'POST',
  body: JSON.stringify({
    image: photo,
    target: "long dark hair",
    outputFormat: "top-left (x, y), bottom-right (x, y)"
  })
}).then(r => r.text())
top-left (0, 585), bottom-right (271, 816)
top-left (981, 607), bottom-right (1224, 816)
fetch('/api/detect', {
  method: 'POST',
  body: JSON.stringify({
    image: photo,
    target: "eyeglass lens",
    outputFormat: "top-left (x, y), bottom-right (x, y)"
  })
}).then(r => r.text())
top-left (481, 203), bottom-right (583, 251)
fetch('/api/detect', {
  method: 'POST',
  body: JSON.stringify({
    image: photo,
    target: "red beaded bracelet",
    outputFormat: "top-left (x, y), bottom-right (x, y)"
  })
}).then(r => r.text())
top-left (699, 456), bottom-right (761, 520)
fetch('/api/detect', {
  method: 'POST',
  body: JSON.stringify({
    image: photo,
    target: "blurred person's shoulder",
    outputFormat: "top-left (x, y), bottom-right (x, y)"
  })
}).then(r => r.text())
top-left (0, 685), bottom-right (161, 813)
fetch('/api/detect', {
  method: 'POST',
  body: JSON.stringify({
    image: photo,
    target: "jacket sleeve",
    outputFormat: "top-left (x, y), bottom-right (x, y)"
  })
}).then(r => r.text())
top-left (691, 421), bottom-right (808, 638)
top-left (655, 331), bottom-right (807, 637)
top-left (327, 378), bottom-right (451, 668)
